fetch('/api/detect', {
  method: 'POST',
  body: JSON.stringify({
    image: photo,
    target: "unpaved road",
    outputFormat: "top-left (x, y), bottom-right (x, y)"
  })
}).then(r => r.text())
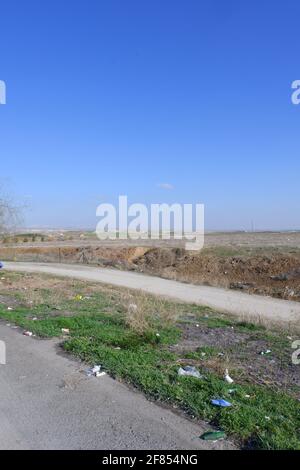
top-left (0, 324), bottom-right (234, 450)
top-left (4, 262), bottom-right (300, 325)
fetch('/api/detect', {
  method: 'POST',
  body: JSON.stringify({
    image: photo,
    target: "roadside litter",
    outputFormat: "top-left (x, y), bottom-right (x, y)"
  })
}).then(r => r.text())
top-left (178, 366), bottom-right (203, 379)
top-left (61, 328), bottom-right (70, 334)
top-left (0, 262), bottom-right (3, 269)
top-left (224, 369), bottom-right (234, 384)
top-left (259, 349), bottom-right (271, 355)
top-left (7, 307), bottom-right (13, 311)
top-left (23, 331), bottom-right (33, 337)
top-left (74, 294), bottom-right (83, 301)
top-left (200, 431), bottom-right (226, 441)
top-left (211, 399), bottom-right (232, 407)
top-left (85, 365), bottom-right (106, 378)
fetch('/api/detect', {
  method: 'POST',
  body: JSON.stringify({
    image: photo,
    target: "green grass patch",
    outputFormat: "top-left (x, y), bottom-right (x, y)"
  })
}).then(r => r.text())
top-left (0, 275), bottom-right (299, 450)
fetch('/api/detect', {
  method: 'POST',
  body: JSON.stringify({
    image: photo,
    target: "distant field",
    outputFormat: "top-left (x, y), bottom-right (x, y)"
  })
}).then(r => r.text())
top-left (1, 230), bottom-right (300, 250)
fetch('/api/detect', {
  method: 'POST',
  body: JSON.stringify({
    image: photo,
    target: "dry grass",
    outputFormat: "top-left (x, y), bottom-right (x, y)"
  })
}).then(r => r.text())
top-left (0, 271), bottom-right (180, 334)
top-left (124, 291), bottom-right (180, 334)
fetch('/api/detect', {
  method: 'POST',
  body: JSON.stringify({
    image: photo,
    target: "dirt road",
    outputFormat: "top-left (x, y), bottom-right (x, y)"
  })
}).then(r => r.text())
top-left (4, 262), bottom-right (300, 325)
top-left (0, 323), bottom-right (234, 450)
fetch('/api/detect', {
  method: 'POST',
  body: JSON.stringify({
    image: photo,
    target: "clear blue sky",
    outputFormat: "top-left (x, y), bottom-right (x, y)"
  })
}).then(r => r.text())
top-left (0, 0), bottom-right (299, 230)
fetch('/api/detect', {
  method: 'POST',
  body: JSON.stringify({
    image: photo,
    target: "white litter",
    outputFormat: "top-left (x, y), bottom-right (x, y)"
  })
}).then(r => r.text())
top-left (61, 328), bottom-right (70, 334)
top-left (96, 371), bottom-right (106, 377)
top-left (260, 349), bottom-right (271, 355)
top-left (224, 369), bottom-right (234, 384)
top-left (86, 365), bottom-right (106, 378)
top-left (23, 331), bottom-right (33, 337)
top-left (178, 366), bottom-right (203, 379)
top-left (7, 307), bottom-right (13, 311)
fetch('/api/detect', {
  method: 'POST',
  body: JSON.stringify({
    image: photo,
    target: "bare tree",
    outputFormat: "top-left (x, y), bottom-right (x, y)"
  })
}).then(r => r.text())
top-left (0, 185), bottom-right (22, 234)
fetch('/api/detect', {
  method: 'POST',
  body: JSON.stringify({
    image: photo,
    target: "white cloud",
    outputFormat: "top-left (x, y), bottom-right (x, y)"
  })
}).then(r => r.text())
top-left (157, 183), bottom-right (174, 190)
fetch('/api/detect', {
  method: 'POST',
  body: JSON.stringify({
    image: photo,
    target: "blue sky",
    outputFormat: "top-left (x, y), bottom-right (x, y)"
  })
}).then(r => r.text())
top-left (0, 0), bottom-right (299, 230)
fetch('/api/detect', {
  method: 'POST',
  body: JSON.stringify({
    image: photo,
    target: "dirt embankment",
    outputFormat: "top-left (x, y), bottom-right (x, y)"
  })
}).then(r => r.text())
top-left (0, 245), bottom-right (300, 301)
top-left (133, 248), bottom-right (300, 301)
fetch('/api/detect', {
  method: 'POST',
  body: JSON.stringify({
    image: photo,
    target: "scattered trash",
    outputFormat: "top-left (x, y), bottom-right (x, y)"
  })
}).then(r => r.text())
top-left (178, 366), bottom-right (203, 379)
top-left (74, 294), bottom-right (83, 301)
top-left (218, 352), bottom-right (225, 357)
top-left (200, 431), bottom-right (226, 441)
top-left (114, 347), bottom-right (121, 350)
top-left (61, 328), bottom-right (70, 334)
top-left (265, 416), bottom-right (271, 421)
top-left (228, 389), bottom-right (236, 394)
top-left (0, 262), bottom-right (3, 269)
top-left (196, 324), bottom-right (200, 328)
top-left (244, 394), bottom-right (251, 398)
top-left (201, 352), bottom-right (206, 357)
top-left (211, 399), bottom-right (232, 407)
top-left (32, 317), bottom-right (38, 321)
top-left (224, 369), bottom-right (234, 384)
top-left (259, 349), bottom-right (271, 355)
top-left (85, 365), bottom-right (106, 378)
top-left (23, 331), bottom-right (33, 337)
top-left (7, 307), bottom-right (13, 311)
top-left (156, 333), bottom-right (160, 337)
top-left (96, 371), bottom-right (106, 377)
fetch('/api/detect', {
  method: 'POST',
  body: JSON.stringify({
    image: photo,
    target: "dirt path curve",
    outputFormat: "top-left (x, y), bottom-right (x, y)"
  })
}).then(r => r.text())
top-left (0, 324), bottom-right (234, 450)
top-left (4, 261), bottom-right (300, 325)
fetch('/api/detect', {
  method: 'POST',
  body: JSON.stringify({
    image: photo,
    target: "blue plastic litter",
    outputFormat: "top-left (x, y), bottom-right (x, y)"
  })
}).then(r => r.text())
top-left (0, 262), bottom-right (3, 269)
top-left (211, 399), bottom-right (232, 407)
